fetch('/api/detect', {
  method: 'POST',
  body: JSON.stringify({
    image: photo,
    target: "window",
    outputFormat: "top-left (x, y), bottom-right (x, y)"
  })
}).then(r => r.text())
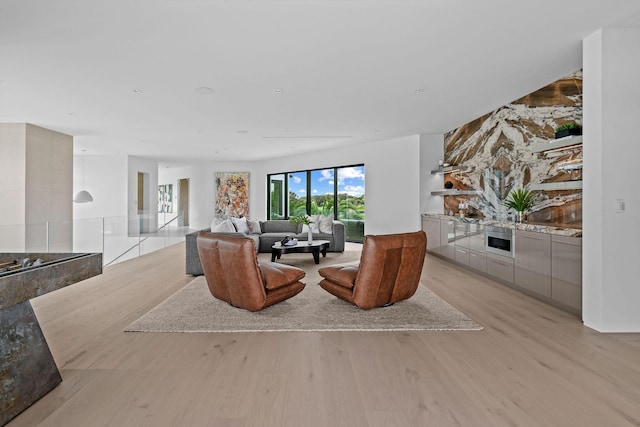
top-left (310, 168), bottom-right (334, 216)
top-left (287, 171), bottom-right (307, 217)
top-left (267, 164), bottom-right (365, 242)
top-left (336, 166), bottom-right (365, 243)
top-left (269, 174), bottom-right (285, 219)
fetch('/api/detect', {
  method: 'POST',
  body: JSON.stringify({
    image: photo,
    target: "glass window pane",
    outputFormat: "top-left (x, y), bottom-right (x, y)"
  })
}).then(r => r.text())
top-left (269, 174), bottom-right (285, 219)
top-left (337, 165), bottom-right (365, 242)
top-left (287, 171), bottom-right (307, 217)
top-left (310, 169), bottom-right (334, 216)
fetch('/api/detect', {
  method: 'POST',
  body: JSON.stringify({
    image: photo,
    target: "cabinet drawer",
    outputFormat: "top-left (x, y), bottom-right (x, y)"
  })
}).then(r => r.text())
top-left (486, 253), bottom-right (514, 284)
top-left (469, 250), bottom-right (486, 272)
top-left (552, 279), bottom-right (582, 310)
top-left (515, 230), bottom-right (551, 275)
top-left (551, 237), bottom-right (581, 286)
top-left (516, 266), bottom-right (551, 298)
top-left (454, 247), bottom-right (470, 266)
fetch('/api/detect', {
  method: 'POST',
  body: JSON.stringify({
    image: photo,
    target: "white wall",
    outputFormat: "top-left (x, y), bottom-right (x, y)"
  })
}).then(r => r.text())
top-left (420, 133), bottom-right (445, 214)
top-left (73, 153), bottom-right (128, 220)
top-left (158, 160), bottom-right (254, 231)
top-left (253, 135), bottom-right (422, 235)
top-left (583, 28), bottom-right (640, 332)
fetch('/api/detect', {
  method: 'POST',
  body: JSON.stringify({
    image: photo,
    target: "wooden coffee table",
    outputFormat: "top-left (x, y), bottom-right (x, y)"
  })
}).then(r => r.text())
top-left (271, 240), bottom-right (330, 264)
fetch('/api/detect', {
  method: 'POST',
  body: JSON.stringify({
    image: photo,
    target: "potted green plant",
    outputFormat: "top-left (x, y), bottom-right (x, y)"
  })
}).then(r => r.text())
top-left (503, 188), bottom-right (536, 223)
top-left (554, 123), bottom-right (582, 139)
top-left (290, 214), bottom-right (314, 243)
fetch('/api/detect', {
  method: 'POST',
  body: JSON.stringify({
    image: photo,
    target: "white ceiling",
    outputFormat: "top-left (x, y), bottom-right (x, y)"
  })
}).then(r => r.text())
top-left (2, 0), bottom-right (640, 166)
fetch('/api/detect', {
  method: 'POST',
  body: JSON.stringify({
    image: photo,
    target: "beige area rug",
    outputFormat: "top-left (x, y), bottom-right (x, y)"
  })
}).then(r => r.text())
top-left (125, 245), bottom-right (482, 333)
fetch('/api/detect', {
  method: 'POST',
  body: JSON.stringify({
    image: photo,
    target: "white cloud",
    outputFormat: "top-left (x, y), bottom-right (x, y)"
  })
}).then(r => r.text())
top-left (328, 180), bottom-right (334, 185)
top-left (312, 189), bottom-right (318, 194)
top-left (338, 167), bottom-right (365, 181)
top-left (318, 170), bottom-right (334, 181)
top-left (290, 176), bottom-right (302, 184)
top-left (341, 185), bottom-right (365, 197)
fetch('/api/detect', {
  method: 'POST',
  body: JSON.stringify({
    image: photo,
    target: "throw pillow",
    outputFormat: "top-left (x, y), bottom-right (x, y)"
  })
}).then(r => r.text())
top-left (318, 213), bottom-right (334, 234)
top-left (308, 214), bottom-right (320, 233)
top-left (248, 220), bottom-right (262, 234)
top-left (231, 216), bottom-right (250, 234)
top-left (211, 218), bottom-right (235, 233)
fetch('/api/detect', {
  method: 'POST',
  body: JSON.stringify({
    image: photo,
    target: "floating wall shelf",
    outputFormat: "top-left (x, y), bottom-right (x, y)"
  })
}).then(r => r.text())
top-left (530, 181), bottom-right (583, 191)
top-left (531, 135), bottom-right (583, 154)
top-left (430, 165), bottom-right (471, 175)
top-left (431, 189), bottom-right (483, 196)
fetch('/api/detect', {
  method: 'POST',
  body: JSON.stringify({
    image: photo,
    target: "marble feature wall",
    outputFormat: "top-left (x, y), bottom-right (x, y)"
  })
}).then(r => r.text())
top-left (443, 71), bottom-right (583, 228)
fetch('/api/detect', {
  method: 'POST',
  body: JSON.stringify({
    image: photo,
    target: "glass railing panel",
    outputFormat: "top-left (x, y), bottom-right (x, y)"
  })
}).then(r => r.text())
top-left (73, 218), bottom-right (104, 254)
top-left (103, 216), bottom-right (140, 265)
top-left (47, 220), bottom-right (74, 252)
top-left (2, 213), bottom-right (191, 267)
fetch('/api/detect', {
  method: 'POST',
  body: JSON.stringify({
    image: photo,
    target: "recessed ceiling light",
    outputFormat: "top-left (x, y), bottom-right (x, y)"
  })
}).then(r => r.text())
top-left (133, 88), bottom-right (144, 93)
top-left (274, 88), bottom-right (283, 94)
top-left (414, 88), bottom-right (425, 93)
top-left (236, 130), bottom-right (248, 134)
top-left (195, 86), bottom-right (215, 95)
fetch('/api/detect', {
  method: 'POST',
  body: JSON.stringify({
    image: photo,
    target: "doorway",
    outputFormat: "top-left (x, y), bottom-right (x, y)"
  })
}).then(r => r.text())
top-left (136, 172), bottom-right (153, 233)
top-left (178, 178), bottom-right (189, 226)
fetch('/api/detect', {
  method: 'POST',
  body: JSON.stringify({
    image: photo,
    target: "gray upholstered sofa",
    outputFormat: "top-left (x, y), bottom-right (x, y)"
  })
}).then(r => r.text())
top-left (186, 219), bottom-right (345, 276)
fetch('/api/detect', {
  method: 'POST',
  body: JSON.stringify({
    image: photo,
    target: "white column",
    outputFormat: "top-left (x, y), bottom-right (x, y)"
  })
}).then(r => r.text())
top-left (583, 28), bottom-right (640, 332)
top-left (0, 123), bottom-right (73, 251)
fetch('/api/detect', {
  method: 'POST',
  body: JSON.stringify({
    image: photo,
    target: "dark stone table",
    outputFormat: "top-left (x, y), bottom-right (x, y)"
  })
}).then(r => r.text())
top-left (271, 240), bottom-right (330, 264)
top-left (0, 252), bottom-right (102, 426)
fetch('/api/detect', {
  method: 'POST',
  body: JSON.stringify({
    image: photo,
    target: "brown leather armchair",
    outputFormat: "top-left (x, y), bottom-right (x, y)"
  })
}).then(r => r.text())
top-left (318, 230), bottom-right (427, 310)
top-left (197, 232), bottom-right (306, 312)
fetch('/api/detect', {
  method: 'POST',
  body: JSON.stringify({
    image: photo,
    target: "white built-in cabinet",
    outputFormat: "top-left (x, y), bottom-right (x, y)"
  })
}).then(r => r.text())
top-left (430, 218), bottom-right (455, 259)
top-left (515, 230), bottom-right (552, 298)
top-left (454, 222), bottom-right (470, 266)
top-left (486, 252), bottom-right (514, 284)
top-left (421, 216), bottom-right (582, 315)
top-left (421, 216), bottom-right (441, 251)
top-left (551, 235), bottom-right (582, 311)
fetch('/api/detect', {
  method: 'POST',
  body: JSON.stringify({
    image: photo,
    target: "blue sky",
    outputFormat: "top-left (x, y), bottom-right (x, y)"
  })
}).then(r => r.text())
top-left (289, 166), bottom-right (364, 197)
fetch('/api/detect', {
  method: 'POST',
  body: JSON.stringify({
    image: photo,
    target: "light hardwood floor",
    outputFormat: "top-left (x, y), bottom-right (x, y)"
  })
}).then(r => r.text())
top-left (9, 242), bottom-right (640, 426)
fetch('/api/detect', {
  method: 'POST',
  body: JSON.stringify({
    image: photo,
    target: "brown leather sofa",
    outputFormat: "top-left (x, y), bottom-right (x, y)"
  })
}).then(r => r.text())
top-left (318, 230), bottom-right (427, 310)
top-left (197, 232), bottom-right (306, 312)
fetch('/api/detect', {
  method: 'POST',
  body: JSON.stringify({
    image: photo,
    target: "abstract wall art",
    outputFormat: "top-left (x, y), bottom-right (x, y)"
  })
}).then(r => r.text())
top-left (215, 172), bottom-right (249, 218)
top-left (158, 184), bottom-right (173, 213)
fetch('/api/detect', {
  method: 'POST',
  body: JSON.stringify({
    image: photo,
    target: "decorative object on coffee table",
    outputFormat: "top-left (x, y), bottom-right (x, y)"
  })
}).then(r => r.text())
top-left (289, 213), bottom-right (314, 244)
